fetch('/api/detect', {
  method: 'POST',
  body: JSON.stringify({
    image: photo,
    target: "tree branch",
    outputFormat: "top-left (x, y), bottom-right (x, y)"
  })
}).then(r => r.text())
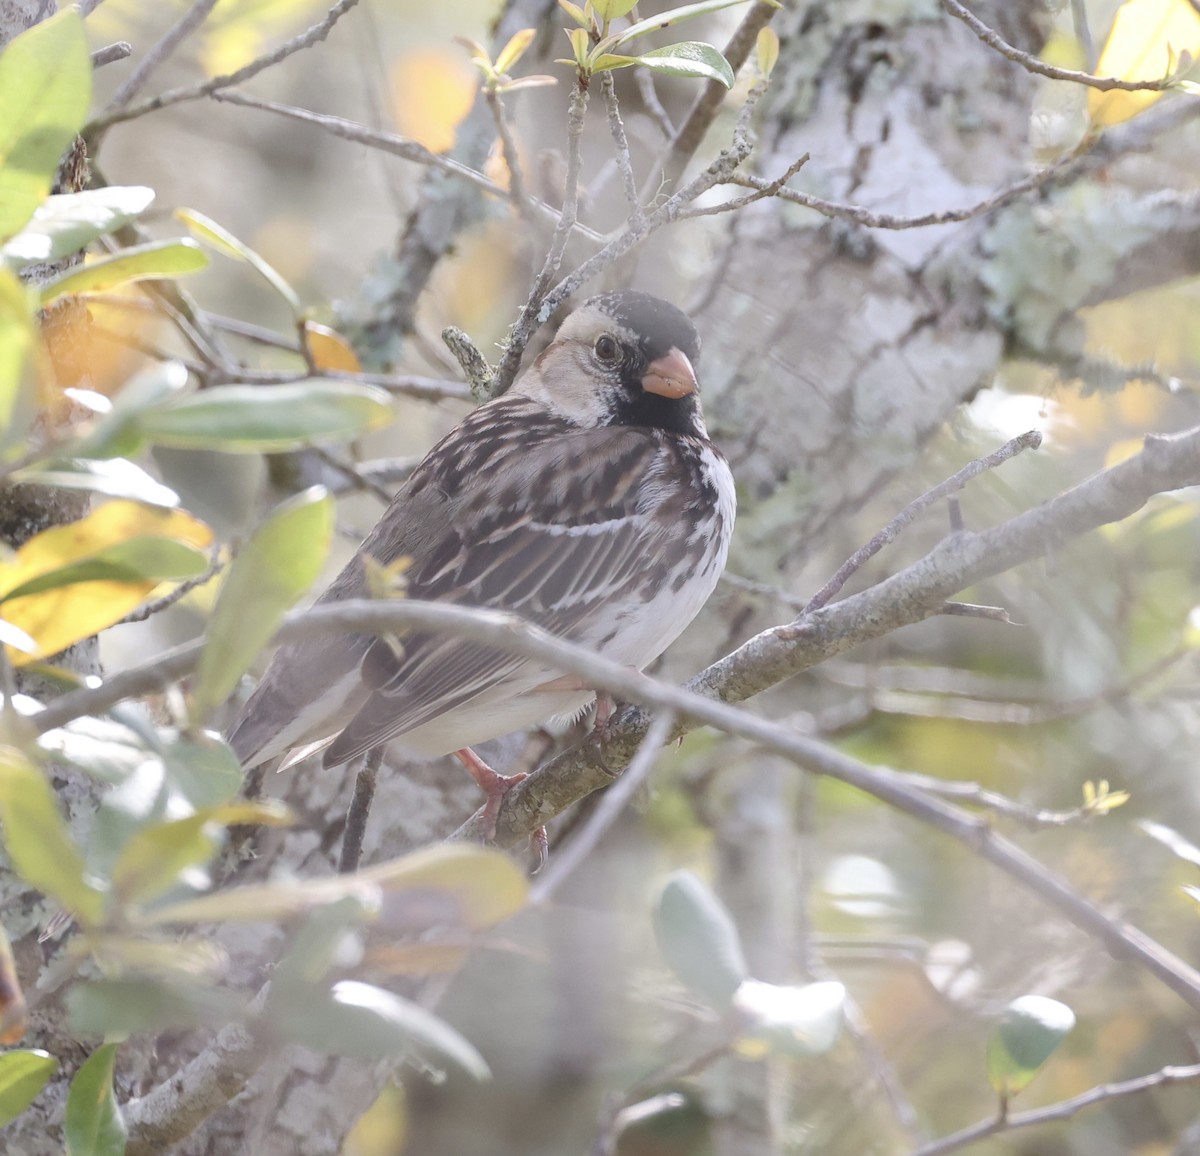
top-left (805, 429), bottom-right (1043, 612)
top-left (28, 427), bottom-right (1200, 1013)
top-left (86, 0), bottom-right (363, 133)
top-left (105, 0), bottom-right (222, 112)
top-left (909, 1062), bottom-right (1200, 1156)
top-left (207, 92), bottom-right (603, 243)
top-left (941, 0), bottom-right (1174, 92)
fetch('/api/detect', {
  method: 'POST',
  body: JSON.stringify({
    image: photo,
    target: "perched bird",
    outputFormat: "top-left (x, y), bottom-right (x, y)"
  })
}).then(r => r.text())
top-left (226, 290), bottom-right (735, 830)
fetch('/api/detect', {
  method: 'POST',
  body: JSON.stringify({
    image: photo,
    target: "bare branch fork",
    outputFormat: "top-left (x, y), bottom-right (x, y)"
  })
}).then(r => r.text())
top-left (941, 0), bottom-right (1177, 93)
top-left (85, 0), bottom-right (364, 135)
top-left (805, 429), bottom-right (1043, 612)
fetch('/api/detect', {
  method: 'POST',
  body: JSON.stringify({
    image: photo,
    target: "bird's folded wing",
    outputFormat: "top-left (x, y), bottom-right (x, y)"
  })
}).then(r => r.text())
top-left (322, 432), bottom-right (685, 766)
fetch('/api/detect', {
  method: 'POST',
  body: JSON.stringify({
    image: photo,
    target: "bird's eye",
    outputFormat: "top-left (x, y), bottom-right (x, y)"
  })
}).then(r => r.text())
top-left (594, 334), bottom-right (620, 363)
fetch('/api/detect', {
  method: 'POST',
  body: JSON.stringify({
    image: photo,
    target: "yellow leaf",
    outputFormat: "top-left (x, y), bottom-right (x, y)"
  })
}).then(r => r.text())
top-left (0, 501), bottom-right (212, 664)
top-left (390, 49), bottom-right (476, 153)
top-left (343, 1084), bottom-right (407, 1156)
top-left (756, 27), bottom-right (779, 77)
top-left (1090, 0), bottom-right (1200, 125)
top-left (303, 321), bottom-right (362, 373)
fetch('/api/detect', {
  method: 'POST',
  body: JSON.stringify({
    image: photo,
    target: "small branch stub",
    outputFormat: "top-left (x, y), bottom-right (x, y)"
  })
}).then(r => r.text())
top-left (442, 326), bottom-right (494, 402)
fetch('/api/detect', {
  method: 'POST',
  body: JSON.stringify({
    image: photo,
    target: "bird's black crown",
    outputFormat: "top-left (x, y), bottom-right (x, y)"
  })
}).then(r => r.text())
top-left (584, 290), bottom-right (701, 366)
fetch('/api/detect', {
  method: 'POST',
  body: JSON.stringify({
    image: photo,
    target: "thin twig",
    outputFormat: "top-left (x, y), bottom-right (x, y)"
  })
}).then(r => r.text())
top-left (538, 83), bottom-right (766, 327)
top-left (636, 67), bottom-right (675, 139)
top-left (441, 326), bottom-right (494, 403)
top-left (328, 455), bottom-right (418, 495)
top-left (909, 1062), bottom-right (1200, 1156)
top-left (658, 0), bottom-right (779, 185)
top-left (339, 745), bottom-right (385, 873)
top-left (485, 88), bottom-right (538, 224)
top-left (592, 1040), bottom-right (733, 1156)
top-left (311, 447), bottom-right (395, 505)
top-left (600, 71), bottom-right (644, 227)
top-left (489, 77), bottom-right (591, 397)
top-left (529, 710), bottom-right (676, 905)
top-left (199, 311), bottom-right (302, 351)
top-left (206, 92), bottom-right (605, 243)
top-left (674, 153), bottom-right (808, 221)
top-left (804, 430), bottom-right (1043, 612)
top-left (105, 0), bottom-right (221, 112)
top-left (841, 988), bottom-right (928, 1144)
top-left (88, 321), bottom-right (210, 377)
top-left (90, 42), bottom-right (132, 69)
top-left (720, 569), bottom-right (805, 610)
top-left (832, 646), bottom-right (1188, 730)
top-left (222, 366), bottom-right (471, 403)
top-left (729, 135), bottom-right (1095, 231)
top-left (86, 0), bottom-right (363, 133)
top-left (942, 0), bottom-right (1173, 92)
top-left (117, 550), bottom-right (224, 626)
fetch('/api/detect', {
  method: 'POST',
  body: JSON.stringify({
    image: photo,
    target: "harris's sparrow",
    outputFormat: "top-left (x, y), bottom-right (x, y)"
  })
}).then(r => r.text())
top-left (225, 290), bottom-right (736, 828)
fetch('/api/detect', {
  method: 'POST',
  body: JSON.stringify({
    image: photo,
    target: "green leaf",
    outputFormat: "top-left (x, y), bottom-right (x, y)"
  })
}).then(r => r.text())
top-left (160, 732), bottom-right (244, 809)
top-left (605, 0), bottom-right (763, 50)
top-left (0, 11), bottom-right (92, 240)
top-left (2, 187), bottom-right (155, 266)
top-left (68, 978), bottom-right (244, 1037)
top-left (0, 536), bottom-right (208, 604)
top-left (593, 0), bottom-right (640, 20)
top-left (0, 1049), bottom-right (56, 1128)
top-left (271, 980), bottom-right (490, 1080)
top-left (135, 381), bottom-right (394, 452)
top-left (634, 42), bottom-right (735, 87)
top-left (0, 265), bottom-right (37, 442)
top-left (494, 28), bottom-right (537, 74)
top-left (565, 27), bottom-right (591, 69)
top-left (177, 207), bottom-right (302, 315)
top-left (558, 0), bottom-right (591, 28)
top-left (590, 53), bottom-right (640, 72)
top-left (732, 980), bottom-right (845, 1058)
top-left (143, 844), bottom-right (524, 927)
top-left (40, 239), bottom-right (208, 305)
top-left (112, 800), bottom-right (290, 907)
top-left (38, 715), bottom-right (159, 786)
top-left (191, 486), bottom-right (333, 721)
top-left (0, 748), bottom-right (105, 926)
top-left (11, 458), bottom-right (179, 508)
top-left (654, 871), bottom-right (748, 1008)
top-left (71, 361), bottom-right (190, 461)
top-left (987, 996), bottom-right (1075, 1098)
top-left (272, 896), bottom-right (375, 990)
top-left (65, 1042), bottom-right (126, 1156)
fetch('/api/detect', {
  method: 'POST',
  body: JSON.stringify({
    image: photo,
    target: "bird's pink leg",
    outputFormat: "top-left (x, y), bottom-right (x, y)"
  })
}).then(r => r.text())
top-left (453, 748), bottom-right (548, 870)
top-left (453, 747), bottom-right (528, 839)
